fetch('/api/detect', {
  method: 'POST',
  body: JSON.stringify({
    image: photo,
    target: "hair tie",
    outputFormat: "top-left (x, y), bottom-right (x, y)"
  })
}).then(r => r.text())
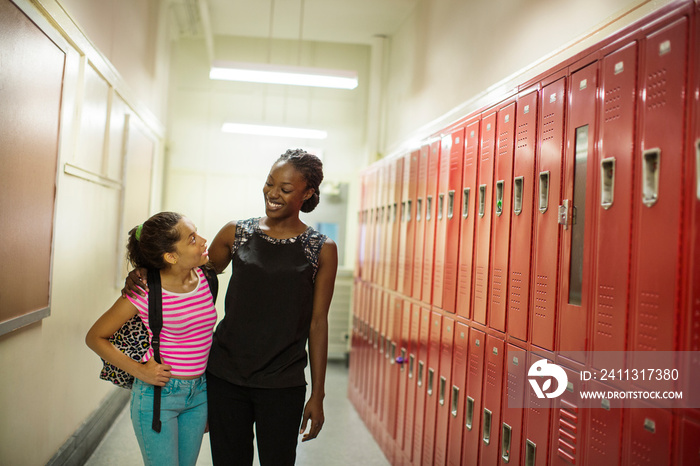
top-left (135, 224), bottom-right (144, 241)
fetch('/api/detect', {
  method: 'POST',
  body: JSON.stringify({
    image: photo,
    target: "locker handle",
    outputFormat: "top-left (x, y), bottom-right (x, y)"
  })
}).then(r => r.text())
top-left (407, 199), bottom-right (412, 221)
top-left (408, 354), bottom-right (415, 379)
top-left (438, 194), bottom-right (445, 221)
top-left (466, 396), bottom-right (475, 430)
top-left (428, 368), bottom-right (435, 396)
top-left (463, 188), bottom-right (471, 218)
top-left (483, 408), bottom-right (492, 445)
top-left (601, 157), bottom-right (616, 209)
top-left (642, 148), bottom-right (660, 207)
top-left (525, 439), bottom-right (536, 466)
top-left (502, 423), bottom-right (512, 463)
top-left (439, 376), bottom-right (447, 406)
top-left (390, 342), bottom-right (397, 363)
top-left (513, 177), bottom-right (523, 215)
top-left (539, 171), bottom-right (550, 213)
top-left (416, 198), bottom-right (423, 221)
top-left (695, 139), bottom-right (699, 201)
top-left (417, 361), bottom-right (424, 387)
top-left (479, 185), bottom-right (487, 218)
top-left (451, 386), bottom-right (459, 417)
top-left (401, 201), bottom-right (407, 222)
top-left (496, 180), bottom-right (504, 216)
top-left (447, 190), bottom-right (455, 219)
top-left (392, 203), bottom-right (398, 222)
top-left (426, 196), bottom-right (433, 221)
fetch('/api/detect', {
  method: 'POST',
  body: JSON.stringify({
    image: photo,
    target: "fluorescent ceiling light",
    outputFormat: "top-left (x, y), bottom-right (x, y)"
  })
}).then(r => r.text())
top-left (210, 60), bottom-right (358, 90)
top-left (222, 123), bottom-right (327, 140)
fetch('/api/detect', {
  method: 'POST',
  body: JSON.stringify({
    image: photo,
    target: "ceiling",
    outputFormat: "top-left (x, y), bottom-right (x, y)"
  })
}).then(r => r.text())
top-left (170, 0), bottom-right (419, 46)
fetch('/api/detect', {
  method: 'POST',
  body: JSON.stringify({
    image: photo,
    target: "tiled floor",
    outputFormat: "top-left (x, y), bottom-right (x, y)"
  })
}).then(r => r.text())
top-left (85, 361), bottom-right (390, 465)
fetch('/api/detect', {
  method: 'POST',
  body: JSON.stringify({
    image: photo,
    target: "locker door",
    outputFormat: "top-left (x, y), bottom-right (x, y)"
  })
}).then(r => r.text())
top-left (403, 304), bottom-right (422, 464)
top-left (443, 128), bottom-right (466, 313)
top-left (531, 78), bottom-right (566, 351)
top-left (677, 416), bottom-right (700, 465)
top-left (383, 296), bottom-right (403, 463)
top-left (399, 150), bottom-right (419, 297)
top-left (433, 136), bottom-right (451, 309)
top-left (558, 62), bottom-right (599, 364)
top-left (413, 145), bottom-right (430, 300)
top-left (508, 90), bottom-right (538, 342)
top-left (623, 406), bottom-right (673, 466)
top-left (473, 111), bottom-right (497, 325)
top-left (422, 311), bottom-right (443, 465)
top-left (550, 365), bottom-right (586, 466)
top-left (412, 307), bottom-right (432, 465)
top-left (456, 118), bottom-right (481, 319)
top-left (592, 41), bottom-right (637, 371)
top-left (422, 140), bottom-right (442, 304)
top-left (462, 327), bottom-right (486, 465)
top-left (584, 380), bottom-right (623, 465)
top-left (479, 335), bottom-right (506, 466)
top-left (522, 353), bottom-right (555, 466)
top-left (378, 163), bottom-right (391, 287)
top-left (395, 301), bottom-right (413, 462)
top-left (447, 323), bottom-right (470, 466)
top-left (357, 175), bottom-right (367, 279)
top-left (499, 344), bottom-right (526, 466)
top-left (435, 316), bottom-right (455, 465)
top-left (388, 157), bottom-right (404, 291)
top-left (368, 169), bottom-right (379, 284)
top-left (489, 103), bottom-right (516, 332)
top-left (630, 17), bottom-right (689, 355)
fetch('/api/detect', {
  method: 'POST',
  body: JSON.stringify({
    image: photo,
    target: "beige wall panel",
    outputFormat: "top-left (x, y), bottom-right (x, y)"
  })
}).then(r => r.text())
top-left (74, 63), bottom-right (109, 174)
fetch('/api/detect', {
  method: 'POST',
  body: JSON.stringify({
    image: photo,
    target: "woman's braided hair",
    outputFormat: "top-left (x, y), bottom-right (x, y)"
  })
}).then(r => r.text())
top-left (275, 149), bottom-right (324, 213)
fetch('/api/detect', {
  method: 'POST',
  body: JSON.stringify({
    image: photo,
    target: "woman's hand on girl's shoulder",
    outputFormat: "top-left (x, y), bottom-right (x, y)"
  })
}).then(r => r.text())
top-left (121, 268), bottom-right (148, 298)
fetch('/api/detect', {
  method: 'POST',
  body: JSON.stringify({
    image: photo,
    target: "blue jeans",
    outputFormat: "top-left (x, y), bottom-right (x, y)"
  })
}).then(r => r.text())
top-left (131, 375), bottom-right (208, 466)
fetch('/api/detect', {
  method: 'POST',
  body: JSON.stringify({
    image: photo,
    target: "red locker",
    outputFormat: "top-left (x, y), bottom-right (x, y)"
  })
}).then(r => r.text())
top-left (442, 127), bottom-right (466, 313)
top-left (508, 90), bottom-right (538, 342)
top-left (387, 157), bottom-right (404, 291)
top-left (558, 61), bottom-right (599, 363)
top-left (550, 365), bottom-right (586, 465)
top-left (422, 311), bottom-right (443, 465)
top-left (479, 335), bottom-right (506, 466)
top-left (382, 296), bottom-right (402, 463)
top-left (499, 344), bottom-right (526, 466)
top-left (422, 140), bottom-right (441, 305)
top-left (473, 111), bottom-right (497, 325)
top-left (412, 307), bottom-right (431, 465)
top-left (377, 163), bottom-right (391, 287)
top-left (462, 327), bottom-right (486, 465)
top-left (433, 136), bottom-right (451, 310)
top-left (398, 150), bottom-right (419, 297)
top-left (366, 169), bottom-right (379, 284)
top-left (584, 380), bottom-right (624, 465)
top-left (629, 17), bottom-right (689, 356)
top-left (395, 301), bottom-right (413, 462)
top-left (456, 118), bottom-right (481, 319)
top-left (356, 175), bottom-right (367, 279)
top-left (531, 77), bottom-right (566, 351)
top-left (403, 304), bottom-right (422, 464)
top-left (447, 323), bottom-right (470, 466)
top-left (677, 416), bottom-right (700, 465)
top-left (434, 316), bottom-right (455, 465)
top-left (522, 352), bottom-right (555, 466)
top-left (591, 41), bottom-right (638, 370)
top-left (489, 103), bottom-right (516, 332)
top-left (413, 144), bottom-right (430, 300)
top-left (623, 406), bottom-right (673, 465)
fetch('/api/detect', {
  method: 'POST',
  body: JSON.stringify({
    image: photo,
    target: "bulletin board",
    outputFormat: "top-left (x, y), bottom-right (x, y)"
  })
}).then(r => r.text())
top-left (0, 0), bottom-right (66, 335)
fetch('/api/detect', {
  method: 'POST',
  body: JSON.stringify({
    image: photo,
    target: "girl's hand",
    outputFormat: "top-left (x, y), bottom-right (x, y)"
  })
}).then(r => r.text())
top-left (121, 268), bottom-right (148, 298)
top-left (136, 358), bottom-right (172, 386)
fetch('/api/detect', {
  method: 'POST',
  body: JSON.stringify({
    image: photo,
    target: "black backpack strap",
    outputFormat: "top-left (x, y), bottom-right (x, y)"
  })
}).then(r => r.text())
top-left (147, 268), bottom-right (163, 433)
top-left (200, 265), bottom-right (219, 302)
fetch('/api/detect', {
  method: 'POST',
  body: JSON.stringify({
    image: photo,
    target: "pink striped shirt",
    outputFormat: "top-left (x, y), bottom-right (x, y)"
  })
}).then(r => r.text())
top-left (127, 268), bottom-right (217, 377)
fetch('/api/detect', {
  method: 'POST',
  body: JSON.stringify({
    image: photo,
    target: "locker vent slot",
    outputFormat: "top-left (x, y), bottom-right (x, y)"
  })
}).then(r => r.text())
top-left (463, 188), bottom-right (471, 218)
top-left (416, 198), bottom-right (423, 221)
top-left (451, 386), bottom-right (459, 417)
top-left (496, 180), bottom-right (504, 216)
top-left (426, 196), bottom-right (433, 221)
top-left (483, 408), bottom-right (492, 445)
top-left (407, 199), bottom-right (412, 221)
top-left (525, 440), bottom-right (537, 466)
top-left (466, 396), bottom-right (475, 430)
top-left (644, 418), bottom-right (656, 433)
top-left (601, 158), bottom-right (615, 209)
top-left (696, 139), bottom-right (699, 200)
top-left (479, 185), bottom-right (487, 218)
top-left (447, 190), bottom-right (455, 219)
top-left (418, 361), bottom-right (424, 387)
top-left (409, 354), bottom-right (415, 378)
top-left (439, 376), bottom-right (447, 405)
top-left (502, 423), bottom-right (512, 463)
top-left (539, 171), bottom-right (550, 213)
top-left (513, 177), bottom-right (523, 215)
top-left (642, 148), bottom-right (660, 207)
top-left (438, 194), bottom-right (444, 220)
top-left (428, 368), bottom-right (435, 396)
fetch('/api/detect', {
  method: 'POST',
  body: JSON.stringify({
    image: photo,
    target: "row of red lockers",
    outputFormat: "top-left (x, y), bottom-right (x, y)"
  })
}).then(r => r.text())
top-left (348, 1), bottom-right (700, 465)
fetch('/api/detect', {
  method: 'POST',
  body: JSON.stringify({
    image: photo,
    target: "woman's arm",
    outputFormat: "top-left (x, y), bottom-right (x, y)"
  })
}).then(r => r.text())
top-left (86, 297), bottom-right (172, 386)
top-left (300, 239), bottom-right (338, 442)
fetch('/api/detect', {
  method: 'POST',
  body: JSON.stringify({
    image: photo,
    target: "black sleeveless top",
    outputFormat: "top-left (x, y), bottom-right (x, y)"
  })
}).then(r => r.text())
top-left (207, 218), bottom-right (327, 388)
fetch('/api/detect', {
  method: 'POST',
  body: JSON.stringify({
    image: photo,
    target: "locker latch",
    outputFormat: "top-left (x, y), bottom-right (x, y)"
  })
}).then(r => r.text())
top-left (558, 199), bottom-right (572, 230)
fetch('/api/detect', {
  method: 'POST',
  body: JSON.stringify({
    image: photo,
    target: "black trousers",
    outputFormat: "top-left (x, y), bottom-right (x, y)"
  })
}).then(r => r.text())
top-left (207, 372), bottom-right (306, 466)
